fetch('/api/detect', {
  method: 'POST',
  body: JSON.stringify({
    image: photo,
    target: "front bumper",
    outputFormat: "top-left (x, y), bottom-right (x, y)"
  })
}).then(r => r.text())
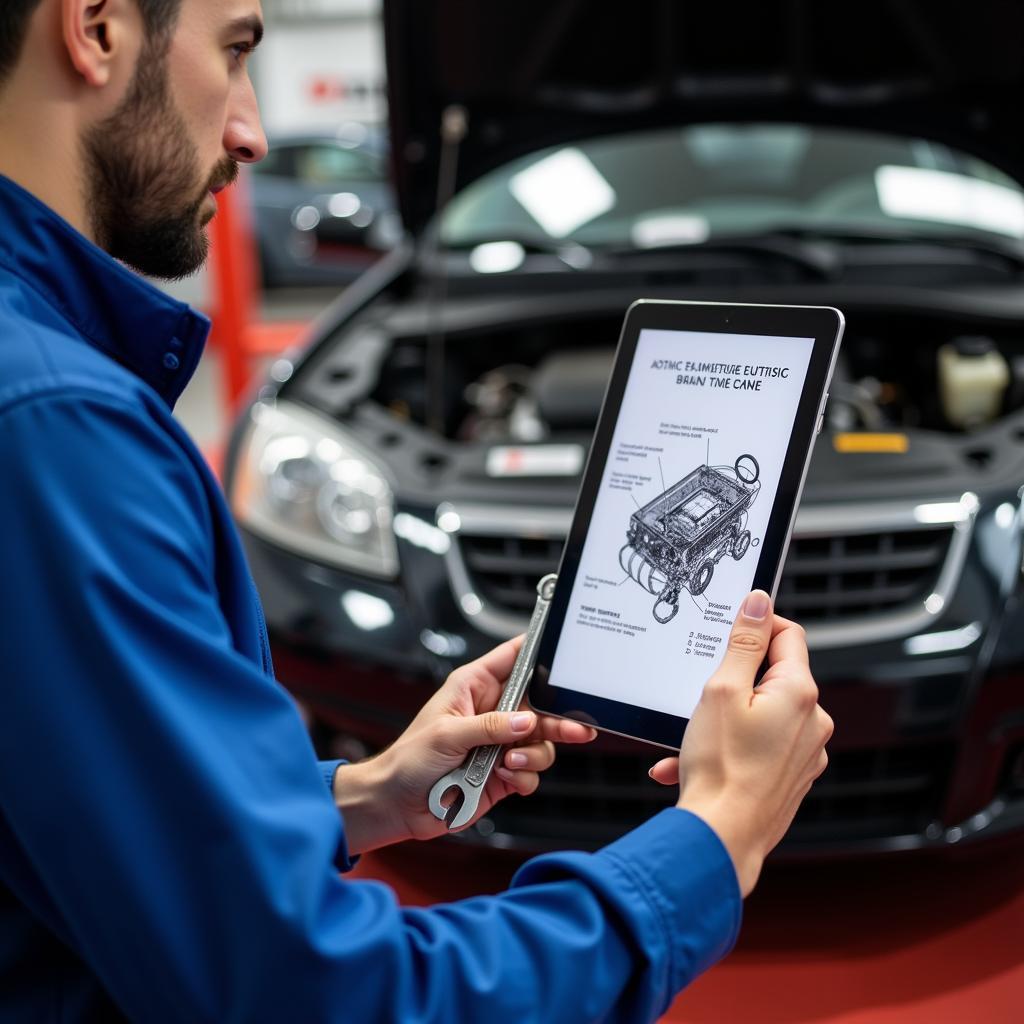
top-left (241, 486), bottom-right (1024, 857)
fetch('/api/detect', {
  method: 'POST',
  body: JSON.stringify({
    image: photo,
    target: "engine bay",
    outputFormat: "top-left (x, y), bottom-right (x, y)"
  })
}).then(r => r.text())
top-left (364, 301), bottom-right (1024, 444)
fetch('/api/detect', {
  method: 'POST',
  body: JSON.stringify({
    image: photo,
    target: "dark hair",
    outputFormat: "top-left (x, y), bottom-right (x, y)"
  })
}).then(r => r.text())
top-left (0, 0), bottom-right (182, 86)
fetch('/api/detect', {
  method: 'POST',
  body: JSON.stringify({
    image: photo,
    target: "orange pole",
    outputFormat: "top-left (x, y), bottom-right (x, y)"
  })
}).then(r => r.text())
top-left (208, 174), bottom-right (259, 409)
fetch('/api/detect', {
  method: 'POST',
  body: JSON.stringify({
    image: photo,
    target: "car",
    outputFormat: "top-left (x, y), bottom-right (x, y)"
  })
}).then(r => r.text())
top-left (225, 0), bottom-right (1024, 857)
top-left (248, 125), bottom-right (400, 289)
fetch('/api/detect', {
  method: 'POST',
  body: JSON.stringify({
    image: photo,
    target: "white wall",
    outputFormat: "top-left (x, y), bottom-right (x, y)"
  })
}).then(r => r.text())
top-left (254, 5), bottom-right (386, 137)
top-left (266, 0), bottom-right (379, 16)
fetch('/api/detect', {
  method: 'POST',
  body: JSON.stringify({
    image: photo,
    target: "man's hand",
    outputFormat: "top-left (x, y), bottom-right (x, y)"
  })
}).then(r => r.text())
top-left (649, 590), bottom-right (832, 897)
top-left (332, 637), bottom-right (597, 854)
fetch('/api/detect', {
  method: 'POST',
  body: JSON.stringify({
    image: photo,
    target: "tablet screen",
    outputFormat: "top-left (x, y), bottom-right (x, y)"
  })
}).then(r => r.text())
top-left (547, 327), bottom-right (815, 719)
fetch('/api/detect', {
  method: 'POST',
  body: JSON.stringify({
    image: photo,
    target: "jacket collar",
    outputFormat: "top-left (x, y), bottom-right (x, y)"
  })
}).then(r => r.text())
top-left (0, 174), bottom-right (210, 409)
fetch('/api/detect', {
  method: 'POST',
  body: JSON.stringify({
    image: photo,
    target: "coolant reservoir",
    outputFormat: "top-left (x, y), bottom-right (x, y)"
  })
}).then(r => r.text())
top-left (937, 337), bottom-right (1009, 428)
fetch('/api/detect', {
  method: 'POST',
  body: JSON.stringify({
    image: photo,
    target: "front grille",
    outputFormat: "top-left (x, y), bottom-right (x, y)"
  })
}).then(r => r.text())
top-left (308, 709), bottom-right (953, 852)
top-left (486, 748), bottom-right (675, 848)
top-left (483, 741), bottom-right (953, 850)
top-left (461, 534), bottom-right (567, 614)
top-left (458, 525), bottom-right (954, 627)
top-left (774, 528), bottom-right (952, 622)
top-left (785, 741), bottom-right (952, 846)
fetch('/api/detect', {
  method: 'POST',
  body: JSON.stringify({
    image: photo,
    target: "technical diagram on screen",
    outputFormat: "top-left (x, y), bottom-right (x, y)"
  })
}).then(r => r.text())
top-left (619, 454), bottom-right (761, 623)
top-left (528, 300), bottom-right (844, 749)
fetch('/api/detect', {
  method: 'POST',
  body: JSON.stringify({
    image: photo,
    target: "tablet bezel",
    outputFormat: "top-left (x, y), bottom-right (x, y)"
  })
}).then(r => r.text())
top-left (527, 300), bottom-right (844, 750)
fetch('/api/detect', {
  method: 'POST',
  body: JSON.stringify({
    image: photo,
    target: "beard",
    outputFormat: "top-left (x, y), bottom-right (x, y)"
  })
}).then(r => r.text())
top-left (83, 43), bottom-right (238, 281)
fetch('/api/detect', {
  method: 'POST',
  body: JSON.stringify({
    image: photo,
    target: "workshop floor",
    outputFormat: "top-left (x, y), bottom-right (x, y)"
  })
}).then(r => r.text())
top-left (351, 838), bottom-right (1024, 1023)
top-left (175, 286), bottom-right (1024, 1024)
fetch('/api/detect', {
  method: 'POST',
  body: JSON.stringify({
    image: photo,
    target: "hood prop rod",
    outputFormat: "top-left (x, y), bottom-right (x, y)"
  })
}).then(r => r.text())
top-left (426, 104), bottom-right (468, 437)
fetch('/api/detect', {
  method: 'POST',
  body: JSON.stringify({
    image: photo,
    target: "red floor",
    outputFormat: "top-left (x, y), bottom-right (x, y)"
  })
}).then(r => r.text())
top-left (351, 835), bottom-right (1024, 1022)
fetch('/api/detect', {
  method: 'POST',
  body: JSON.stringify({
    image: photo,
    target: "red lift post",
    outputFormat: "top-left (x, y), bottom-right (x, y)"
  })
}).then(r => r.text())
top-left (207, 177), bottom-right (308, 411)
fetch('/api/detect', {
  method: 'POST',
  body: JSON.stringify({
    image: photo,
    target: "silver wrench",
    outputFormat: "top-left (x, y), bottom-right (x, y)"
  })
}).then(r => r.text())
top-left (428, 573), bottom-right (558, 831)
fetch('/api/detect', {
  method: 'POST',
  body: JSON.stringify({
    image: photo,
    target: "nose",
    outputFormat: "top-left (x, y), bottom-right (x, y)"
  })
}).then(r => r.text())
top-left (224, 78), bottom-right (268, 164)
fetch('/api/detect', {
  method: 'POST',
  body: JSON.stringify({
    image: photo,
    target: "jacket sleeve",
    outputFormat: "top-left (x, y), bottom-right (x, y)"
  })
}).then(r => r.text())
top-left (0, 390), bottom-right (740, 1024)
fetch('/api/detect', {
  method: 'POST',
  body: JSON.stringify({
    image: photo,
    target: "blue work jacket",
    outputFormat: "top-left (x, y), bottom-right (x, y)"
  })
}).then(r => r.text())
top-left (0, 173), bottom-right (741, 1022)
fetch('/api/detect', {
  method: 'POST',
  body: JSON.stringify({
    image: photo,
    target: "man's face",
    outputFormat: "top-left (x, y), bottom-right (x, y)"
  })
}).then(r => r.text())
top-left (84, 1), bottom-right (266, 280)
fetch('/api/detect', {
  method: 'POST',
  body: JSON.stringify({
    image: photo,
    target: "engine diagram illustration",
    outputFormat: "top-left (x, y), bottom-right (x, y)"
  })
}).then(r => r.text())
top-left (618, 454), bottom-right (761, 624)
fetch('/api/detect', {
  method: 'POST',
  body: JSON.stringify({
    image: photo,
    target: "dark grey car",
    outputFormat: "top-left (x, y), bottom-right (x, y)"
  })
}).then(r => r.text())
top-left (249, 129), bottom-right (399, 289)
top-left (226, 0), bottom-right (1024, 857)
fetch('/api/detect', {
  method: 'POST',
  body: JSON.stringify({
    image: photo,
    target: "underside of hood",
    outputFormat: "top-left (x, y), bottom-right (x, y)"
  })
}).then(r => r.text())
top-left (383, 0), bottom-right (1024, 235)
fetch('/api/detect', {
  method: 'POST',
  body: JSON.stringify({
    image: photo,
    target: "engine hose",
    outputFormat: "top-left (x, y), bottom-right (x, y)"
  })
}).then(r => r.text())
top-left (652, 587), bottom-right (680, 623)
top-left (619, 544), bottom-right (670, 596)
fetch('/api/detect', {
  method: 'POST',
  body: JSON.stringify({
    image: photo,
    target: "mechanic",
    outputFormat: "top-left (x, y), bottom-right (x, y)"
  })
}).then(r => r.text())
top-left (0, 1), bottom-right (833, 1021)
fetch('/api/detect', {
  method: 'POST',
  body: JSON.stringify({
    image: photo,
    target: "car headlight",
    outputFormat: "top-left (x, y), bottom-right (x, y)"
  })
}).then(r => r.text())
top-left (231, 400), bottom-right (398, 578)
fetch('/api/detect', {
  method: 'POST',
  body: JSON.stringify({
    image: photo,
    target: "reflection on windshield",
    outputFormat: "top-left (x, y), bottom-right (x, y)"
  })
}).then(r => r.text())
top-left (441, 124), bottom-right (1024, 250)
top-left (876, 166), bottom-right (1024, 238)
top-left (509, 148), bottom-right (616, 237)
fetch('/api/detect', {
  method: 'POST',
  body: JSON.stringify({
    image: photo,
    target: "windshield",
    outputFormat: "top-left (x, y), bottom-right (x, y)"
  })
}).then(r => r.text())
top-left (440, 124), bottom-right (1024, 251)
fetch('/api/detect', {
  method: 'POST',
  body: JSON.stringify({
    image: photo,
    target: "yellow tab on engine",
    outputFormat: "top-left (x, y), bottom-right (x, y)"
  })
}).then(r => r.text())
top-left (833, 432), bottom-right (910, 454)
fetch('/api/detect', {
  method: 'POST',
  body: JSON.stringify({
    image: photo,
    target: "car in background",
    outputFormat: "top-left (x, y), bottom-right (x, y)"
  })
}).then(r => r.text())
top-left (249, 125), bottom-right (401, 289)
top-left (226, 0), bottom-right (1024, 857)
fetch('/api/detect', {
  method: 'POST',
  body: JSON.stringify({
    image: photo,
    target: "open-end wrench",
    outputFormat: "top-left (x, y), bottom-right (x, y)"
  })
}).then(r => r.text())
top-left (428, 573), bottom-right (558, 831)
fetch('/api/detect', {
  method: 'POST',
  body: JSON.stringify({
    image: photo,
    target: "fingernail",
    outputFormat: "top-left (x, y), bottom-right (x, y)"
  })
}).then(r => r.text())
top-left (508, 751), bottom-right (528, 768)
top-left (647, 766), bottom-right (656, 779)
top-left (742, 590), bottom-right (770, 621)
top-left (510, 712), bottom-right (533, 733)
top-left (495, 766), bottom-right (515, 781)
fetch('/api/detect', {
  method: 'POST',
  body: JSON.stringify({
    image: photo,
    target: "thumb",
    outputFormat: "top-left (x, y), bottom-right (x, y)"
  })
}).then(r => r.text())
top-left (445, 710), bottom-right (536, 753)
top-left (713, 590), bottom-right (773, 690)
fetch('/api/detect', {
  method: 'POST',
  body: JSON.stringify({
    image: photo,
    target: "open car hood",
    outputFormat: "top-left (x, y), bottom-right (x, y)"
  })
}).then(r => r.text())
top-left (383, 0), bottom-right (1024, 236)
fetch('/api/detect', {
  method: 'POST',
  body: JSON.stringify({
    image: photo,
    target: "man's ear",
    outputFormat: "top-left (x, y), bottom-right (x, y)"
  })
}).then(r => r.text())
top-left (61, 0), bottom-right (137, 88)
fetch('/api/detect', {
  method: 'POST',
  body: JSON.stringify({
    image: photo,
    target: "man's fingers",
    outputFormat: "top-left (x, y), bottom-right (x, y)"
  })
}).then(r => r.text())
top-left (504, 740), bottom-right (555, 772)
top-left (440, 708), bottom-right (536, 754)
top-left (494, 766), bottom-right (541, 796)
top-left (535, 716), bottom-right (598, 745)
top-left (648, 757), bottom-right (679, 786)
top-left (817, 706), bottom-right (835, 744)
top-left (447, 635), bottom-right (525, 700)
top-left (765, 616), bottom-right (810, 668)
top-left (707, 590), bottom-right (773, 693)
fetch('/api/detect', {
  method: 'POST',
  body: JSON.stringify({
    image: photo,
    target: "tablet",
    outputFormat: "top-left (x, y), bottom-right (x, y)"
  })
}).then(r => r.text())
top-left (528, 300), bottom-right (844, 749)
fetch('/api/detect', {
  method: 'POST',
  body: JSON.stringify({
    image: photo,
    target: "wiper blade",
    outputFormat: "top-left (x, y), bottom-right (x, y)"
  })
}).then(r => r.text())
top-left (606, 234), bottom-right (838, 281)
top-left (773, 225), bottom-right (1024, 270)
top-left (442, 233), bottom-right (593, 268)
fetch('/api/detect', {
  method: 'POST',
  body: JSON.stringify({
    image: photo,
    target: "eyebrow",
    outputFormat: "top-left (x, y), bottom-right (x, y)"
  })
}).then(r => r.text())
top-left (226, 15), bottom-right (264, 49)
